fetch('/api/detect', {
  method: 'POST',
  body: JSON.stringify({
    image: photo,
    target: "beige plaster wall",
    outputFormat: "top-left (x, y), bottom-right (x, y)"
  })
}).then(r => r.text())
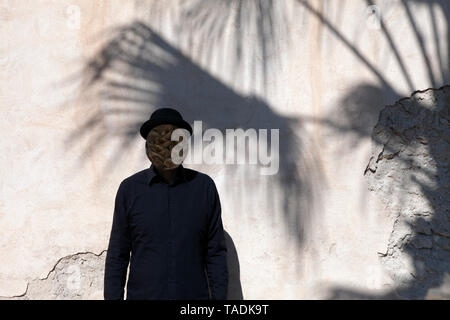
top-left (0, 0), bottom-right (448, 299)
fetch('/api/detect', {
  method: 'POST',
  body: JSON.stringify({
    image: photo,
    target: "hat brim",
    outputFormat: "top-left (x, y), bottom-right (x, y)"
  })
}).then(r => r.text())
top-left (140, 117), bottom-right (193, 139)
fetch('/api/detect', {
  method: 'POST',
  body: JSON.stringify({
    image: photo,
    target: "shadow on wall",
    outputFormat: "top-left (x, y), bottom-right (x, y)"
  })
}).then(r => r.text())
top-left (151, 0), bottom-right (292, 92)
top-left (295, 0), bottom-right (450, 299)
top-left (60, 20), bottom-right (324, 261)
top-left (327, 85), bottom-right (450, 299)
top-left (55, 0), bottom-right (450, 299)
top-left (224, 230), bottom-right (244, 300)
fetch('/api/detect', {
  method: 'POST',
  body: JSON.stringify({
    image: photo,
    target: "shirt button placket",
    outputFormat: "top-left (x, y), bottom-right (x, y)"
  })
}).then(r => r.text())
top-left (167, 183), bottom-right (176, 299)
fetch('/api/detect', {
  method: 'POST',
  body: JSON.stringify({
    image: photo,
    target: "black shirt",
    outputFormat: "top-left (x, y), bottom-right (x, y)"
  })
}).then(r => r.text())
top-left (104, 164), bottom-right (228, 300)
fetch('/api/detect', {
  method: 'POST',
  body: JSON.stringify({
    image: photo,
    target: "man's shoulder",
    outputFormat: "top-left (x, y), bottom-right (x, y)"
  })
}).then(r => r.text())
top-left (117, 166), bottom-right (217, 190)
top-left (119, 168), bottom-right (149, 189)
top-left (182, 166), bottom-right (216, 186)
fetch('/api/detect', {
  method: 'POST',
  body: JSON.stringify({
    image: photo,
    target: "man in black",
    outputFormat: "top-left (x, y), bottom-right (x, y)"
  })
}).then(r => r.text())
top-left (104, 108), bottom-right (228, 300)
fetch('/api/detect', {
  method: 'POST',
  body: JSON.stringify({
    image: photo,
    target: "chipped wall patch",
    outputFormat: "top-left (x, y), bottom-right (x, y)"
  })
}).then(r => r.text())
top-left (365, 85), bottom-right (450, 299)
top-left (3, 251), bottom-right (107, 300)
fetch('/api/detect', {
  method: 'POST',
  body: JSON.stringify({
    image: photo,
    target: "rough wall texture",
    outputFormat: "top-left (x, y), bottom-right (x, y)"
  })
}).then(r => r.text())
top-left (365, 85), bottom-right (450, 299)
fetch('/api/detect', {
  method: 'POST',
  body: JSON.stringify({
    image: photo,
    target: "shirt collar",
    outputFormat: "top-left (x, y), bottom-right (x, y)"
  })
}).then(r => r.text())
top-left (147, 164), bottom-right (188, 186)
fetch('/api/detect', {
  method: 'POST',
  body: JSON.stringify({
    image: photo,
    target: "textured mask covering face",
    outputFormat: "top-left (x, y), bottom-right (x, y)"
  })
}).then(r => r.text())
top-left (146, 124), bottom-right (184, 170)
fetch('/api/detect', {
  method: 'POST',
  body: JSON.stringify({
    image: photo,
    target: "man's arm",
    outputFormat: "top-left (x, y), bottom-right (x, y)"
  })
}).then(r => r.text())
top-left (205, 179), bottom-right (228, 300)
top-left (104, 182), bottom-right (131, 300)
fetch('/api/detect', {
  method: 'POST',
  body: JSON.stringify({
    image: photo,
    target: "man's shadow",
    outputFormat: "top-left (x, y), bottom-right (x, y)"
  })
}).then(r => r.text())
top-left (224, 230), bottom-right (244, 300)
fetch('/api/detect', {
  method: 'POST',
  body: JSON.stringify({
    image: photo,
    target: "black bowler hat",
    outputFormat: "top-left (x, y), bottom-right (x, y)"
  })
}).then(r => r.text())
top-left (139, 107), bottom-right (193, 139)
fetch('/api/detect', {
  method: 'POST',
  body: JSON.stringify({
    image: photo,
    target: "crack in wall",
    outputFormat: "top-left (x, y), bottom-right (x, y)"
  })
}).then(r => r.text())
top-left (1, 250), bottom-right (108, 300)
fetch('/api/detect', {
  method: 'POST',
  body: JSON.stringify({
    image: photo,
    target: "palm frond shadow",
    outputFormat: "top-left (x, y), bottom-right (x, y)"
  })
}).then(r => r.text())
top-left (140, 0), bottom-right (291, 92)
top-left (294, 0), bottom-right (450, 299)
top-left (61, 20), bottom-right (325, 293)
